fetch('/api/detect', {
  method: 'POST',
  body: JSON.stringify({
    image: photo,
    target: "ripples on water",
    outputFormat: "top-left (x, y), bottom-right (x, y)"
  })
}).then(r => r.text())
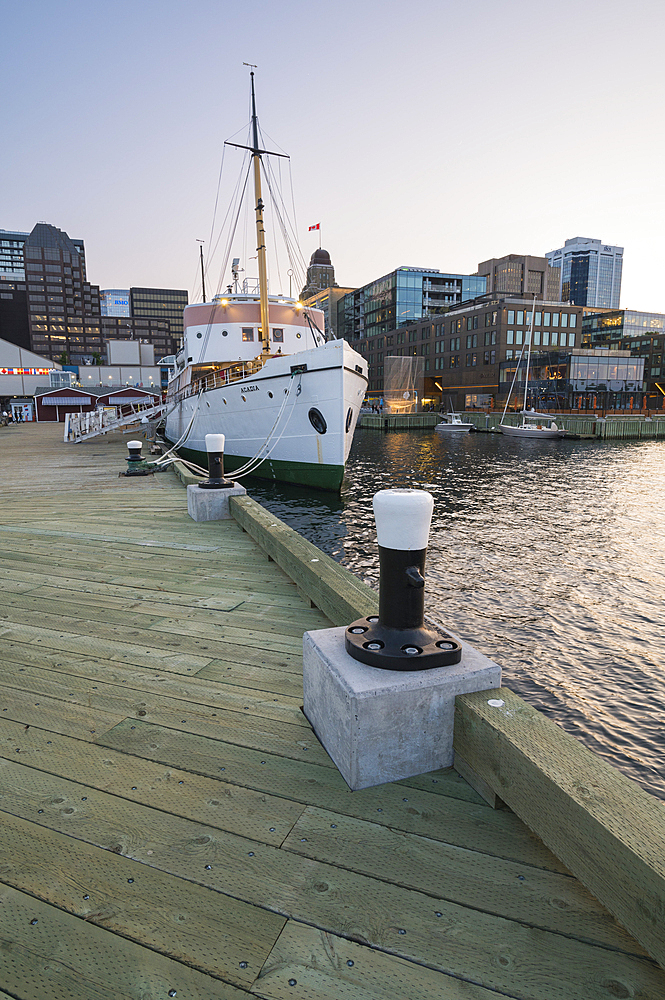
top-left (249, 429), bottom-right (665, 800)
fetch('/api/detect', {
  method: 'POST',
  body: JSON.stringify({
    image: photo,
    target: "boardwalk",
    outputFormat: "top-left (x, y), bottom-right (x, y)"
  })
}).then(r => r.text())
top-left (0, 421), bottom-right (664, 999)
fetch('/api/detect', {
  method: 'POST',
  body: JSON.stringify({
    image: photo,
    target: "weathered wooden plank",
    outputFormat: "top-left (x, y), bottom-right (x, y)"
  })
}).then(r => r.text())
top-left (252, 920), bottom-right (504, 999)
top-left (0, 563), bottom-right (307, 606)
top-left (0, 883), bottom-right (243, 999)
top-left (0, 651), bottom-right (304, 723)
top-left (281, 806), bottom-right (646, 952)
top-left (0, 665), bottom-right (326, 767)
top-left (97, 719), bottom-right (567, 870)
top-left (229, 494), bottom-right (379, 624)
top-left (0, 717), bottom-right (305, 845)
top-left (0, 805), bottom-right (286, 987)
top-left (0, 619), bottom-right (213, 673)
top-left (1, 758), bottom-right (662, 1000)
top-left (20, 585), bottom-right (331, 635)
top-left (0, 684), bottom-right (123, 740)
top-left (454, 687), bottom-right (665, 971)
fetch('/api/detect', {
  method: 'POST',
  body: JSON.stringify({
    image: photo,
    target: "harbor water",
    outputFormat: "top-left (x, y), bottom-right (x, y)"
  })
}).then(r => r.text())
top-left (249, 427), bottom-right (665, 801)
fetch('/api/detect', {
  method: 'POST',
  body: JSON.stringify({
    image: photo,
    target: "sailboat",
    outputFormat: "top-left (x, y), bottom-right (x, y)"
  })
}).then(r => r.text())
top-left (499, 298), bottom-right (566, 440)
top-left (164, 70), bottom-right (367, 491)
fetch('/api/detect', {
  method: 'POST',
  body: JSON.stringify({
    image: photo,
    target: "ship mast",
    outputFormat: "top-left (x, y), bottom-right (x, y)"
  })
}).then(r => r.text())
top-left (249, 70), bottom-right (270, 357)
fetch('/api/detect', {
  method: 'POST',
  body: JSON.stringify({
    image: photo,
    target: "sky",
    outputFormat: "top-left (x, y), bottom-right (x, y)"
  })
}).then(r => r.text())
top-left (3, 0), bottom-right (665, 311)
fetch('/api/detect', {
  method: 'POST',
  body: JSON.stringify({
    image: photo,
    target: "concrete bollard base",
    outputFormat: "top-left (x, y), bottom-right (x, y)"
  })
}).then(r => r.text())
top-left (186, 482), bottom-right (247, 521)
top-left (303, 626), bottom-right (501, 790)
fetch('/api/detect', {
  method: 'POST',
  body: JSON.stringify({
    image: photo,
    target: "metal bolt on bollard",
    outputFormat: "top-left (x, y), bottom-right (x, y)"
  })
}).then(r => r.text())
top-left (345, 489), bottom-right (462, 670)
top-left (198, 434), bottom-right (235, 489)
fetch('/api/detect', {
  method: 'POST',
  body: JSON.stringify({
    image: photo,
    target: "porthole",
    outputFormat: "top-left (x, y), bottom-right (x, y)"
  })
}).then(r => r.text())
top-left (241, 395), bottom-right (246, 402)
top-left (296, 332), bottom-right (302, 339)
top-left (268, 391), bottom-right (273, 398)
top-left (308, 408), bottom-right (327, 434)
top-left (196, 332), bottom-right (202, 339)
top-left (223, 398), bottom-right (227, 405)
top-left (345, 406), bottom-right (353, 432)
top-left (222, 330), bottom-right (228, 337)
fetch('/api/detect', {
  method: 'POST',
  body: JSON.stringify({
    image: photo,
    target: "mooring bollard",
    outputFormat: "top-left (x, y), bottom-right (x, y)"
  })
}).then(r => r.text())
top-left (198, 433), bottom-right (234, 489)
top-left (123, 439), bottom-right (151, 476)
top-left (345, 488), bottom-right (461, 670)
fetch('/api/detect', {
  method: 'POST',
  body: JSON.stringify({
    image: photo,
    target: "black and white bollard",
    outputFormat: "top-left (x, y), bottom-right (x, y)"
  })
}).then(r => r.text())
top-left (123, 439), bottom-right (152, 476)
top-left (345, 489), bottom-right (461, 670)
top-left (302, 487), bottom-right (501, 790)
top-left (186, 432), bottom-right (246, 521)
top-left (198, 434), bottom-right (234, 489)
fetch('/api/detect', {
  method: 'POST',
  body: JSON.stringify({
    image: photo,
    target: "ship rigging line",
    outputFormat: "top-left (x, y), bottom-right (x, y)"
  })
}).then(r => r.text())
top-left (228, 373), bottom-right (300, 479)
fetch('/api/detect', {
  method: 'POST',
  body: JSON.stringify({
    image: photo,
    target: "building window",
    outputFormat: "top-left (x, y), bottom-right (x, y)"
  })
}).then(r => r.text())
top-left (483, 351), bottom-right (490, 364)
top-left (535, 312), bottom-right (541, 326)
top-left (515, 330), bottom-right (523, 345)
top-left (533, 332), bottom-right (541, 345)
top-left (242, 328), bottom-right (254, 341)
top-left (552, 312), bottom-right (559, 326)
top-left (506, 350), bottom-right (513, 359)
top-left (272, 328), bottom-right (284, 342)
top-left (507, 330), bottom-right (514, 344)
top-left (485, 312), bottom-right (491, 327)
top-left (569, 314), bottom-right (577, 328)
top-left (491, 331), bottom-right (497, 345)
top-left (561, 313), bottom-right (568, 328)
top-left (516, 311), bottom-right (524, 326)
top-left (551, 331), bottom-right (558, 346)
top-left (450, 355), bottom-right (459, 368)
top-left (490, 350), bottom-right (496, 364)
top-left (507, 310), bottom-right (515, 324)
top-left (543, 312), bottom-right (550, 326)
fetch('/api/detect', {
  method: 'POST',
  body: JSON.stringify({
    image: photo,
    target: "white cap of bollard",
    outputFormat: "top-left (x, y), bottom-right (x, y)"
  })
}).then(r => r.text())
top-left (205, 433), bottom-right (225, 452)
top-left (373, 489), bottom-right (434, 551)
top-left (127, 440), bottom-right (142, 449)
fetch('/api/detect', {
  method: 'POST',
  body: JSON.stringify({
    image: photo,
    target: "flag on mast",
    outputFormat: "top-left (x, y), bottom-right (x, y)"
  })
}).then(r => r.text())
top-left (308, 223), bottom-right (320, 231)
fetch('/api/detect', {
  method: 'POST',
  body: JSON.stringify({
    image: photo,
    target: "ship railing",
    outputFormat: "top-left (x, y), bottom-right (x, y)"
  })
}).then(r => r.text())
top-left (170, 358), bottom-right (266, 404)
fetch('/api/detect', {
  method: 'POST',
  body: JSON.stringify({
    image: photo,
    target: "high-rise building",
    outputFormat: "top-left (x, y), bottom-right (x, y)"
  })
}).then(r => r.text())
top-left (23, 223), bottom-right (101, 364)
top-left (545, 237), bottom-right (623, 309)
top-left (337, 266), bottom-right (486, 341)
top-left (100, 289), bottom-right (131, 316)
top-left (0, 230), bottom-right (30, 280)
top-left (476, 254), bottom-right (560, 301)
top-left (130, 287), bottom-right (188, 344)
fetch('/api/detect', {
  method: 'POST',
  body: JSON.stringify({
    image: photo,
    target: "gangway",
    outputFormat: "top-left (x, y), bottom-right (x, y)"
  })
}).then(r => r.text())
top-left (64, 401), bottom-right (168, 443)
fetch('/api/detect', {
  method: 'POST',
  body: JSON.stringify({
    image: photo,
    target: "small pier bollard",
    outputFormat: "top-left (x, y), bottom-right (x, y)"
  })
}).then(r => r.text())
top-left (345, 489), bottom-right (461, 670)
top-left (186, 433), bottom-right (246, 521)
top-left (198, 434), bottom-right (234, 489)
top-left (303, 487), bottom-right (501, 789)
top-left (123, 439), bottom-right (152, 476)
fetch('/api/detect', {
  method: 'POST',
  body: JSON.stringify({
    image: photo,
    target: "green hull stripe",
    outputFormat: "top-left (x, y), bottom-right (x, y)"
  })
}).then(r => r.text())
top-left (174, 444), bottom-right (345, 492)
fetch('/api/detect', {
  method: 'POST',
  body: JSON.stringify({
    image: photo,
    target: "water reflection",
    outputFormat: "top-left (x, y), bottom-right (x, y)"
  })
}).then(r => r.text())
top-left (249, 431), bottom-right (665, 800)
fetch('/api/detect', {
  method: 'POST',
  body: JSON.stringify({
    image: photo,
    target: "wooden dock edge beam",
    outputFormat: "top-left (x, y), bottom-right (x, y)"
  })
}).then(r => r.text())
top-left (171, 459), bottom-right (204, 488)
top-left (453, 686), bottom-right (665, 970)
top-left (228, 494), bottom-right (379, 626)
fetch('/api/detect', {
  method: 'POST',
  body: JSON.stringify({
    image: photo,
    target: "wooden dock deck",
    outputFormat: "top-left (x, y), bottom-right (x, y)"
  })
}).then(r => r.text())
top-left (1, 421), bottom-right (664, 999)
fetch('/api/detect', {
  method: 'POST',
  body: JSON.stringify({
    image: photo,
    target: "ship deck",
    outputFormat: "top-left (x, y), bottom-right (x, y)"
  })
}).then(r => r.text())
top-left (0, 421), bottom-right (664, 999)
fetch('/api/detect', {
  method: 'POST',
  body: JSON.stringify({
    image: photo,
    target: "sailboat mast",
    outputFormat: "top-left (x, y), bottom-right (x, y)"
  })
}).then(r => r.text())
top-left (523, 294), bottom-right (537, 411)
top-left (249, 71), bottom-right (270, 356)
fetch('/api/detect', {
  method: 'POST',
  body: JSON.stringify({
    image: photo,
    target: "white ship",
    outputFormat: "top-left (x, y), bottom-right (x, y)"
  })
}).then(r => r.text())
top-left (164, 71), bottom-right (367, 491)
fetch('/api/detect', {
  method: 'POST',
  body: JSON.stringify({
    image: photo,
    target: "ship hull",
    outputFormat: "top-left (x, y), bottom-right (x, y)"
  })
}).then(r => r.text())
top-left (164, 340), bottom-right (366, 491)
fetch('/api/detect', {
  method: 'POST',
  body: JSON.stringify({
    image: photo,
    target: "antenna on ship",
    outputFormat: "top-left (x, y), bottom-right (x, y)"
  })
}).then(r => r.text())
top-left (197, 240), bottom-right (206, 303)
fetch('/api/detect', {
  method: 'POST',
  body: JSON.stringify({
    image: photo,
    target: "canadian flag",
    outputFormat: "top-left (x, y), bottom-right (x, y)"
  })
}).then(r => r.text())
top-left (308, 223), bottom-right (320, 231)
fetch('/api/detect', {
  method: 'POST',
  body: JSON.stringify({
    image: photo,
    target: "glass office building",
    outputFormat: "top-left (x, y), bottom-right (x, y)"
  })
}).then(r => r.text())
top-left (338, 267), bottom-right (486, 340)
top-left (130, 287), bottom-right (188, 345)
top-left (499, 349), bottom-right (644, 410)
top-left (545, 237), bottom-right (623, 309)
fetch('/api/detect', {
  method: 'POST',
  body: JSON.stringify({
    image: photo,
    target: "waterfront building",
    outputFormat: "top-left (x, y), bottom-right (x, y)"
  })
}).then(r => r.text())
top-left (100, 289), bottom-right (131, 317)
top-left (302, 285), bottom-right (355, 339)
top-left (498, 349), bottom-right (645, 411)
top-left (476, 254), bottom-right (561, 301)
top-left (545, 237), bottom-right (623, 308)
top-left (337, 266), bottom-right (486, 342)
top-left (582, 308), bottom-right (665, 408)
top-left (130, 287), bottom-right (188, 344)
top-left (300, 248), bottom-right (337, 301)
top-left (356, 292), bottom-right (583, 408)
